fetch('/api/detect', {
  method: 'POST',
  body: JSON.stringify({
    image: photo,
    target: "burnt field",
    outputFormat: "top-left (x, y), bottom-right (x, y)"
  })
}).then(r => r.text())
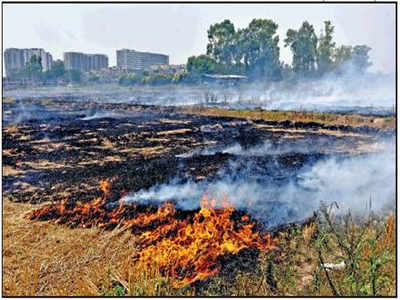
top-left (2, 96), bottom-right (396, 296)
top-left (3, 99), bottom-right (394, 225)
top-left (3, 97), bottom-right (395, 224)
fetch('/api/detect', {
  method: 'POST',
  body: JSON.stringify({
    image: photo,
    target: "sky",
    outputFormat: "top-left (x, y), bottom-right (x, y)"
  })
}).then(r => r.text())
top-left (3, 3), bottom-right (396, 73)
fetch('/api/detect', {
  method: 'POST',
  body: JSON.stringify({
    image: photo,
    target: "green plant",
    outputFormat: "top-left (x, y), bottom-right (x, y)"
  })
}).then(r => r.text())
top-left (314, 203), bottom-right (395, 296)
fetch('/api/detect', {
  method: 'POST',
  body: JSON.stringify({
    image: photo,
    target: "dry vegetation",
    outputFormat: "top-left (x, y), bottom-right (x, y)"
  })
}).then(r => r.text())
top-left (182, 106), bottom-right (396, 130)
top-left (3, 100), bottom-right (395, 296)
top-left (2, 97), bottom-right (15, 104)
top-left (3, 197), bottom-right (395, 296)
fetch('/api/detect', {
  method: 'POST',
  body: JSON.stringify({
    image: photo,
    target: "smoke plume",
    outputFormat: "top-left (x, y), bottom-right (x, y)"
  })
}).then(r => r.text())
top-left (4, 71), bottom-right (395, 116)
top-left (123, 137), bottom-right (395, 228)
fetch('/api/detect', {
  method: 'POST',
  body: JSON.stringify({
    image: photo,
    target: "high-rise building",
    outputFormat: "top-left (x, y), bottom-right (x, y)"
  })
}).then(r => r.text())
top-left (116, 49), bottom-right (169, 71)
top-left (4, 48), bottom-right (53, 77)
top-left (64, 52), bottom-right (108, 72)
top-left (88, 54), bottom-right (108, 71)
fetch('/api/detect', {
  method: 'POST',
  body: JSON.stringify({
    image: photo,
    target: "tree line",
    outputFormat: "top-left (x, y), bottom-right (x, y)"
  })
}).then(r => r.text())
top-left (187, 19), bottom-right (372, 81)
top-left (8, 19), bottom-right (372, 86)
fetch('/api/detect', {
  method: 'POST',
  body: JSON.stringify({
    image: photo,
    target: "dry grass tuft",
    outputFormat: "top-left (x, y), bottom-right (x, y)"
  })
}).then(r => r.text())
top-left (182, 107), bottom-right (395, 130)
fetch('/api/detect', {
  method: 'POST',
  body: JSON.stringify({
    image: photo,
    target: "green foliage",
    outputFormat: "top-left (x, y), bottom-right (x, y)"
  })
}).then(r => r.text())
top-left (284, 21), bottom-right (318, 76)
top-left (119, 74), bottom-right (142, 86)
top-left (51, 60), bottom-right (66, 77)
top-left (145, 74), bottom-right (173, 85)
top-left (64, 70), bottom-right (82, 83)
top-left (206, 19), bottom-right (236, 68)
top-left (42, 60), bottom-right (66, 81)
top-left (172, 72), bottom-right (184, 83)
top-left (333, 45), bottom-right (353, 72)
top-left (239, 19), bottom-right (282, 80)
top-left (100, 283), bottom-right (126, 296)
top-left (317, 21), bottom-right (336, 75)
top-left (314, 204), bottom-right (395, 296)
top-left (187, 55), bottom-right (222, 75)
top-left (25, 55), bottom-right (43, 76)
top-left (191, 18), bottom-right (370, 80)
top-left (332, 45), bottom-right (372, 75)
top-left (202, 18), bottom-right (282, 80)
top-left (13, 55), bottom-right (44, 80)
top-left (119, 73), bottom-right (174, 86)
top-left (351, 45), bottom-right (372, 73)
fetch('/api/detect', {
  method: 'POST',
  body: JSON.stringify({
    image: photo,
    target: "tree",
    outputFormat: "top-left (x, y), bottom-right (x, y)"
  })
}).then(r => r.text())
top-left (43, 60), bottom-right (66, 80)
top-left (284, 21), bottom-right (318, 76)
top-left (332, 45), bottom-right (353, 74)
top-left (239, 18), bottom-right (281, 80)
top-left (206, 19), bottom-right (236, 70)
top-left (351, 45), bottom-right (372, 73)
top-left (50, 60), bottom-right (66, 78)
top-left (317, 21), bottom-right (336, 74)
top-left (64, 69), bottom-right (82, 83)
top-left (332, 45), bottom-right (371, 74)
top-left (187, 55), bottom-right (222, 75)
top-left (25, 55), bottom-right (43, 79)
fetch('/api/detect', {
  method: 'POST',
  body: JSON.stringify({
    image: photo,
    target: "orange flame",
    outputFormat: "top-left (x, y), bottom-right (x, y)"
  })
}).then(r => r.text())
top-left (25, 181), bottom-right (278, 287)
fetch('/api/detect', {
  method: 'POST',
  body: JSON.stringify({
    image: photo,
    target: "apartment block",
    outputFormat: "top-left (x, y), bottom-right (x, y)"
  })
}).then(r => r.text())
top-left (116, 49), bottom-right (169, 71)
top-left (4, 48), bottom-right (53, 77)
top-left (64, 52), bottom-right (108, 72)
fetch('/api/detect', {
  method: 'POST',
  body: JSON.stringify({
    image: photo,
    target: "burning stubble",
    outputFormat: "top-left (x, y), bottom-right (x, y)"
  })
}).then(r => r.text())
top-left (15, 95), bottom-right (394, 290)
top-left (25, 181), bottom-right (278, 287)
top-left (24, 135), bottom-right (394, 286)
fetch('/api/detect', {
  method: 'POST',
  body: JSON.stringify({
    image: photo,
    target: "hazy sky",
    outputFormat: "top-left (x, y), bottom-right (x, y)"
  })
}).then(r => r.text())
top-left (3, 3), bottom-right (395, 73)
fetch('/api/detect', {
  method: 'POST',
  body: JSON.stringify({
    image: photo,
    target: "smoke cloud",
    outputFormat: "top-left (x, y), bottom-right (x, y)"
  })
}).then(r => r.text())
top-left (4, 71), bottom-right (395, 116)
top-left (122, 137), bottom-right (394, 228)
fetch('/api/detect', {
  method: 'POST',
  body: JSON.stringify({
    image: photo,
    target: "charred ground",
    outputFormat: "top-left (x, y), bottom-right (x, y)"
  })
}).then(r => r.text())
top-left (3, 97), bottom-right (394, 206)
top-left (2, 96), bottom-right (396, 296)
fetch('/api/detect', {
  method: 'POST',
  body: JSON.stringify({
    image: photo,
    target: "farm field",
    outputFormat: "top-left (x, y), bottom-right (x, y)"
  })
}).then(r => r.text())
top-left (2, 97), bottom-right (396, 296)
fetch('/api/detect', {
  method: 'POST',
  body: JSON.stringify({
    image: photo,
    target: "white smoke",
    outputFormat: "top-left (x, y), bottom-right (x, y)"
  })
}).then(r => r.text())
top-left (3, 72), bottom-right (395, 115)
top-left (80, 111), bottom-right (124, 120)
top-left (123, 137), bottom-right (395, 228)
top-left (177, 134), bottom-right (384, 158)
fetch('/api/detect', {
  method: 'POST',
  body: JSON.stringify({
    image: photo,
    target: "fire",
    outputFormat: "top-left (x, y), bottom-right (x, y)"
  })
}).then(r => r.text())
top-left (25, 180), bottom-right (278, 287)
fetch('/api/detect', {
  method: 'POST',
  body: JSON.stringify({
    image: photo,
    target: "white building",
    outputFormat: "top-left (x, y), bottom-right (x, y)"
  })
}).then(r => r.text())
top-left (4, 48), bottom-right (53, 77)
top-left (116, 49), bottom-right (169, 71)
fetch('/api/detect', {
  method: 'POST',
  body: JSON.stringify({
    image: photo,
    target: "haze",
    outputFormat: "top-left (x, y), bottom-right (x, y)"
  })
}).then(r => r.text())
top-left (3, 3), bottom-right (395, 73)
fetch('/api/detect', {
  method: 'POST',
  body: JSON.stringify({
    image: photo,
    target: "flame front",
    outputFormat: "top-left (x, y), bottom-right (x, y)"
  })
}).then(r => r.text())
top-left (25, 181), bottom-right (278, 287)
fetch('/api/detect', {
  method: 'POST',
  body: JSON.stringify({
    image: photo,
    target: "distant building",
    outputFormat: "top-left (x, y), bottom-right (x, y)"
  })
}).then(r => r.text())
top-left (64, 52), bottom-right (108, 72)
top-left (116, 49), bottom-right (169, 71)
top-left (4, 48), bottom-right (53, 77)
